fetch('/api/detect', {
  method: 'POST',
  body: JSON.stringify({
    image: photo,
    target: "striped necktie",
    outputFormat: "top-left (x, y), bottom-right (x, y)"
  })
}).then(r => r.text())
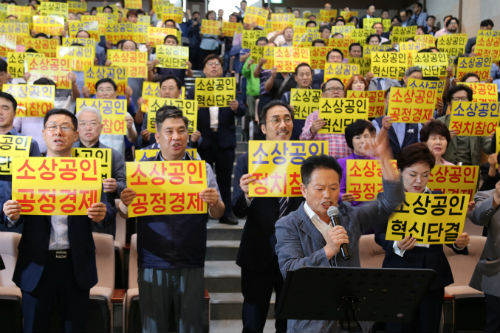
top-left (279, 197), bottom-right (289, 219)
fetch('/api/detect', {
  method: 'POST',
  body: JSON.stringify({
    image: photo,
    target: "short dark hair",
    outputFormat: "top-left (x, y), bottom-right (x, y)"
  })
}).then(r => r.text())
top-left (326, 48), bottom-right (344, 60)
top-left (202, 54), bottom-right (222, 68)
top-left (427, 15), bottom-right (436, 21)
top-left (414, 2), bottom-right (423, 9)
top-left (155, 106), bottom-right (188, 130)
top-left (256, 36), bottom-right (268, 44)
top-left (397, 142), bottom-right (435, 171)
top-left (164, 19), bottom-right (177, 26)
top-left (344, 120), bottom-right (375, 149)
top-left (126, 10), bottom-right (137, 18)
top-left (103, 5), bottom-right (113, 12)
top-left (348, 42), bottom-right (363, 53)
top-left (480, 19), bottom-right (494, 28)
top-left (446, 17), bottom-right (459, 27)
top-left (301, 155), bottom-right (343, 185)
top-left (321, 78), bottom-right (344, 91)
top-left (312, 39), bottom-right (326, 46)
top-left (33, 77), bottom-right (56, 86)
top-left (294, 62), bottom-right (313, 76)
top-left (95, 78), bottom-right (117, 92)
top-left (259, 100), bottom-right (293, 126)
top-left (460, 72), bottom-right (480, 82)
top-left (163, 34), bottom-right (179, 44)
top-left (0, 91), bottom-right (17, 112)
top-left (306, 20), bottom-right (317, 26)
top-left (446, 85), bottom-right (473, 104)
top-left (118, 39), bottom-right (137, 50)
top-left (43, 108), bottom-right (78, 131)
top-left (76, 29), bottom-right (91, 38)
top-left (34, 32), bottom-right (49, 39)
top-left (0, 59), bottom-right (8, 73)
top-left (159, 76), bottom-right (181, 90)
top-left (366, 34), bottom-right (381, 44)
top-left (319, 25), bottom-right (331, 34)
top-left (420, 120), bottom-right (451, 144)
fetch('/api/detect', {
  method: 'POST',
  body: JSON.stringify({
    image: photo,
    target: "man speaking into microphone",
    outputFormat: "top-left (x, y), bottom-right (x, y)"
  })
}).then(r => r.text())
top-left (275, 127), bottom-right (404, 333)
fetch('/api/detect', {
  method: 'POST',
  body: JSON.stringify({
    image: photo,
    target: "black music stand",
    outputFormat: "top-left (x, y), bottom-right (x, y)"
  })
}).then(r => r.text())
top-left (276, 267), bottom-right (435, 330)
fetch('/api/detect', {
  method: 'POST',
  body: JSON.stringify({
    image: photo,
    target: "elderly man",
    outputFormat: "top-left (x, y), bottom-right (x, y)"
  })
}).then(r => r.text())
top-left (2, 109), bottom-right (109, 332)
top-left (120, 106), bottom-right (225, 332)
top-left (275, 129), bottom-right (403, 332)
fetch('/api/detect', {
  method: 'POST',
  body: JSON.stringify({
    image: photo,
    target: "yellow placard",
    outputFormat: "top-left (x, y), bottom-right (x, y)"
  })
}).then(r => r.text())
top-left (290, 89), bottom-right (321, 120)
top-left (324, 62), bottom-right (360, 85)
top-left (107, 50), bottom-right (148, 78)
top-left (331, 25), bottom-right (355, 35)
top-left (318, 98), bottom-right (368, 134)
top-left (349, 28), bottom-right (376, 45)
top-left (345, 159), bottom-right (398, 201)
top-left (0, 135), bottom-right (31, 175)
top-left (411, 52), bottom-right (448, 77)
top-left (407, 78), bottom-right (446, 97)
top-left (427, 165), bottom-right (479, 198)
top-left (346, 90), bottom-right (386, 118)
top-left (248, 140), bottom-right (328, 197)
top-left (309, 46), bottom-right (330, 70)
top-left (104, 23), bottom-right (148, 44)
top-left (142, 81), bottom-right (160, 98)
top-left (244, 6), bottom-right (268, 27)
top-left (437, 33), bottom-right (468, 57)
top-left (12, 157), bottom-right (102, 215)
top-left (362, 44), bottom-right (393, 59)
top-left (388, 87), bottom-right (437, 123)
top-left (222, 21), bottom-right (241, 37)
top-left (126, 160), bottom-right (207, 217)
top-left (76, 98), bottom-right (127, 135)
top-left (363, 17), bottom-right (381, 29)
top-left (32, 15), bottom-right (65, 36)
top-left (19, 37), bottom-right (59, 57)
top-left (195, 77), bottom-right (236, 107)
top-left (449, 101), bottom-right (499, 136)
top-left (249, 45), bottom-right (264, 62)
top-left (68, 1), bottom-right (87, 13)
top-left (0, 22), bottom-right (29, 36)
top-left (399, 41), bottom-right (427, 53)
top-left (62, 37), bottom-right (96, 48)
top-left (273, 47), bottom-right (310, 73)
top-left (270, 13), bottom-right (294, 31)
top-left (147, 27), bottom-right (181, 46)
top-left (293, 29), bottom-right (319, 47)
top-left (6, 4), bottom-right (32, 19)
top-left (201, 19), bottom-right (221, 35)
top-left (319, 9), bottom-right (337, 23)
top-left (57, 45), bottom-right (94, 72)
top-left (370, 52), bottom-right (408, 79)
top-left (348, 57), bottom-right (371, 76)
top-left (39, 2), bottom-right (68, 17)
top-left (462, 82), bottom-right (498, 103)
top-left (386, 193), bottom-right (468, 244)
top-left (456, 57), bottom-right (492, 82)
top-left (134, 148), bottom-right (198, 161)
top-left (124, 0), bottom-right (142, 9)
top-left (145, 98), bottom-right (198, 134)
top-left (72, 148), bottom-right (112, 180)
top-left (415, 34), bottom-right (436, 47)
top-left (3, 84), bottom-right (55, 117)
top-left (340, 10), bottom-right (358, 21)
top-left (7, 52), bottom-right (44, 79)
top-left (475, 35), bottom-right (500, 61)
top-left (242, 30), bottom-right (266, 49)
top-left (28, 70), bottom-right (72, 90)
top-left (68, 20), bottom-right (99, 41)
top-left (155, 45), bottom-right (189, 69)
top-left (328, 37), bottom-right (356, 58)
top-left (84, 66), bottom-right (127, 96)
top-left (496, 127), bottom-right (500, 155)
top-left (391, 26), bottom-right (417, 43)
top-left (0, 34), bottom-right (17, 57)
top-left (158, 6), bottom-right (183, 23)
top-left (262, 46), bottom-right (274, 70)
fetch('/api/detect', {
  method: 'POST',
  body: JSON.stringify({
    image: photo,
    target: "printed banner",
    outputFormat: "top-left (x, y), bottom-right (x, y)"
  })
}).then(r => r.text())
top-left (324, 62), bottom-right (360, 85)
top-left (107, 50), bottom-right (148, 78)
top-left (84, 66), bottom-right (127, 96)
top-left (273, 47), bottom-right (310, 73)
top-left (244, 6), bottom-right (268, 27)
top-left (309, 46), bottom-right (330, 70)
top-left (12, 157), bottom-right (102, 215)
top-left (370, 52), bottom-right (408, 79)
top-left (456, 56), bottom-right (492, 81)
top-left (345, 159), bottom-right (398, 201)
top-left (475, 35), bottom-right (500, 61)
top-left (391, 26), bottom-right (417, 43)
top-left (155, 45), bottom-right (189, 69)
top-left (411, 52), bottom-right (448, 77)
top-left (449, 101), bottom-right (499, 136)
top-left (3, 84), bottom-right (54, 117)
top-left (0, 135), bottom-right (31, 175)
top-left (248, 140), bottom-right (328, 196)
top-left (201, 19), bottom-right (221, 35)
top-left (194, 77), bottom-right (236, 107)
top-left (71, 148), bottom-right (112, 180)
top-left (386, 193), bottom-right (468, 244)
top-left (462, 82), bottom-right (498, 103)
top-left (437, 34), bottom-right (468, 57)
top-left (7, 52), bottom-right (44, 78)
top-left (76, 98), bottom-right (127, 135)
top-left (427, 165), bottom-right (478, 198)
top-left (387, 87), bottom-right (438, 123)
top-left (346, 90), bottom-right (386, 118)
top-left (144, 98), bottom-right (198, 134)
top-left (290, 88), bottom-right (321, 120)
top-left (318, 98), bottom-right (368, 134)
top-left (126, 160), bottom-right (207, 217)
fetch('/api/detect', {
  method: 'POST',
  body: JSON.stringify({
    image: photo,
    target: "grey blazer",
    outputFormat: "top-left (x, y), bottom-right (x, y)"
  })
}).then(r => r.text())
top-left (470, 190), bottom-right (500, 297)
top-left (275, 179), bottom-right (404, 333)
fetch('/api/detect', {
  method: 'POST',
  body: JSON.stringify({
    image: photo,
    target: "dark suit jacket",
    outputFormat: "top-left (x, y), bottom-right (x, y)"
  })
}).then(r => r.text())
top-left (232, 153), bottom-right (304, 271)
top-left (187, 86), bottom-right (245, 151)
top-left (11, 214), bottom-right (98, 292)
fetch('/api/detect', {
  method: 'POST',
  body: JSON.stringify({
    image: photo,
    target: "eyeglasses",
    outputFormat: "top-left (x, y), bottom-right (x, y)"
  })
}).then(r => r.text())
top-left (97, 87), bottom-right (115, 93)
top-left (206, 61), bottom-right (221, 67)
top-left (324, 87), bottom-right (344, 92)
top-left (78, 121), bottom-right (99, 128)
top-left (45, 124), bottom-right (74, 133)
top-left (269, 116), bottom-right (293, 125)
top-left (451, 97), bottom-right (469, 101)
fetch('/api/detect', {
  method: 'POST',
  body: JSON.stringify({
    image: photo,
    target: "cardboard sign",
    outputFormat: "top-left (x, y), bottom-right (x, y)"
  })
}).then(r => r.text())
top-left (437, 34), bottom-right (468, 57)
top-left (346, 90), bottom-right (386, 118)
top-left (76, 98), bottom-right (127, 135)
top-left (0, 135), bottom-right (31, 175)
top-left (388, 87), bottom-right (437, 123)
top-left (155, 45), bottom-right (189, 69)
top-left (456, 56), bottom-right (493, 81)
top-left (273, 47), bottom-right (310, 73)
top-left (84, 66), bottom-right (127, 96)
top-left (194, 77), bottom-right (236, 107)
top-left (370, 52), bottom-right (408, 79)
top-left (248, 140), bottom-right (328, 196)
top-left (290, 89), bottom-right (321, 120)
top-left (428, 165), bottom-right (479, 198)
top-left (145, 98), bottom-right (198, 134)
top-left (449, 101), bottom-right (499, 136)
top-left (318, 98), bottom-right (369, 134)
top-left (324, 62), bottom-right (360, 85)
top-left (3, 84), bottom-right (55, 117)
top-left (72, 148), bottom-right (112, 180)
top-left (126, 160), bottom-right (207, 217)
top-left (107, 50), bottom-right (148, 78)
top-left (462, 82), bottom-right (498, 103)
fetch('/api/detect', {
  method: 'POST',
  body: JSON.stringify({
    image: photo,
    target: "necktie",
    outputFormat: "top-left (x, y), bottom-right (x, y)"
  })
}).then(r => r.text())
top-left (279, 197), bottom-right (289, 219)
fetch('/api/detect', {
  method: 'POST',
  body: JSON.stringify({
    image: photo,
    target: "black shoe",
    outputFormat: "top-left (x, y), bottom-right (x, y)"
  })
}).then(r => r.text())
top-left (219, 216), bottom-right (238, 225)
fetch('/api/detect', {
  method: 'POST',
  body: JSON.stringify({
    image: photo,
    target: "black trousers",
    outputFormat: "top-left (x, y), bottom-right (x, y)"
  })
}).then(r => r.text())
top-left (241, 262), bottom-right (286, 333)
top-left (485, 294), bottom-right (500, 333)
top-left (21, 252), bottom-right (89, 332)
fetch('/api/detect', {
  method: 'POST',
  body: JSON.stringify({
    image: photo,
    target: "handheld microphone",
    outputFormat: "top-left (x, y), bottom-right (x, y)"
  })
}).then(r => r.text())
top-left (327, 206), bottom-right (350, 260)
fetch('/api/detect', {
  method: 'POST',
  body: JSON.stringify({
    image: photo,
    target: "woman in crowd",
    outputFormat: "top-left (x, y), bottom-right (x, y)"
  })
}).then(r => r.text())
top-left (420, 120), bottom-right (454, 165)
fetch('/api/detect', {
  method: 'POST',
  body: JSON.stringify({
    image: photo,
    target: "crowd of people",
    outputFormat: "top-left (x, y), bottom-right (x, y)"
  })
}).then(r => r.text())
top-left (0, 0), bottom-right (499, 332)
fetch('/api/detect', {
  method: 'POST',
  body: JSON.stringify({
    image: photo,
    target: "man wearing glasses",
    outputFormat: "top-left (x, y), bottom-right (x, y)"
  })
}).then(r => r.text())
top-left (2, 109), bottom-right (109, 331)
top-left (187, 54), bottom-right (246, 225)
top-left (438, 85), bottom-right (493, 165)
top-left (233, 100), bottom-right (304, 333)
top-left (300, 78), bottom-right (353, 159)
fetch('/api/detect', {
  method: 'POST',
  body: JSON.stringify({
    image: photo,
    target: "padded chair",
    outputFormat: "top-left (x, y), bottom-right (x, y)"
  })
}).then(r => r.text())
top-left (126, 233), bottom-right (141, 333)
top-left (359, 234), bottom-right (385, 268)
top-left (443, 235), bottom-right (487, 333)
top-left (88, 232), bottom-right (115, 332)
top-left (0, 232), bottom-right (22, 333)
top-left (114, 199), bottom-right (127, 289)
